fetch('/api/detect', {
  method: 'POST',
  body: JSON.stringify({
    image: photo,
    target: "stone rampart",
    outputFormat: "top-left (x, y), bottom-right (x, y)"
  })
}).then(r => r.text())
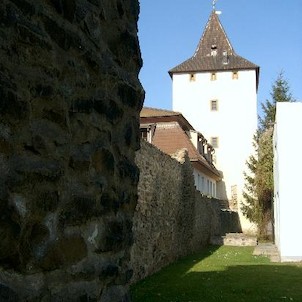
top-left (131, 140), bottom-right (241, 282)
top-left (0, 1), bottom-right (143, 301)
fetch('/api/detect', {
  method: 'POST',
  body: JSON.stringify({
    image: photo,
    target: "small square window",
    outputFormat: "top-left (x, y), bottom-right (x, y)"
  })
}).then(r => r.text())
top-left (189, 74), bottom-right (196, 81)
top-left (232, 71), bottom-right (239, 80)
top-left (211, 73), bottom-right (217, 81)
top-left (211, 137), bottom-right (219, 148)
top-left (210, 100), bottom-right (218, 111)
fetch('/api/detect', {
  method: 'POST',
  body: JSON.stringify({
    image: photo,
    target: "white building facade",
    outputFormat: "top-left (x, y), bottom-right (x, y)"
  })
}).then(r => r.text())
top-left (193, 169), bottom-right (217, 198)
top-left (169, 10), bottom-right (259, 233)
top-left (274, 102), bottom-right (302, 262)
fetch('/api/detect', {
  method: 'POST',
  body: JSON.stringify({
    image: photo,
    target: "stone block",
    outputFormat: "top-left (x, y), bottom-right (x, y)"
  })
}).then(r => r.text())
top-left (0, 219), bottom-right (20, 265)
top-left (59, 194), bottom-right (97, 226)
top-left (99, 285), bottom-right (130, 302)
top-left (38, 235), bottom-right (87, 270)
top-left (0, 283), bottom-right (20, 302)
top-left (11, 155), bottom-right (64, 182)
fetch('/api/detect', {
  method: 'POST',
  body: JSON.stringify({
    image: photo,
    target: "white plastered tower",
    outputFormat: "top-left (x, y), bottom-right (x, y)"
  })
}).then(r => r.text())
top-left (169, 9), bottom-right (259, 233)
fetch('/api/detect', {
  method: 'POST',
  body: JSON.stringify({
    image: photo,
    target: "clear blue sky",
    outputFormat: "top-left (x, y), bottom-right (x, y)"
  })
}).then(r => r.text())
top-left (138, 0), bottom-right (302, 116)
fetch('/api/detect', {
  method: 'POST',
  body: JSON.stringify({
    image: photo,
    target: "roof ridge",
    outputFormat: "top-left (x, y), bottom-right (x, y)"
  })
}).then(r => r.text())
top-left (142, 106), bottom-right (181, 114)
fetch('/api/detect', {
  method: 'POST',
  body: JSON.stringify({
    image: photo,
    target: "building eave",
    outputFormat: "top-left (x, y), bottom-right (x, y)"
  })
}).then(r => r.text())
top-left (190, 158), bottom-right (222, 181)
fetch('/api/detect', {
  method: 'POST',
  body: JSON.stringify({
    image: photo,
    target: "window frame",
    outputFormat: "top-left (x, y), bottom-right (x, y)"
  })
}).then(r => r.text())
top-left (232, 71), bottom-right (239, 80)
top-left (210, 99), bottom-right (218, 111)
top-left (189, 73), bottom-right (196, 81)
top-left (210, 72), bottom-right (217, 81)
top-left (211, 137), bottom-right (219, 148)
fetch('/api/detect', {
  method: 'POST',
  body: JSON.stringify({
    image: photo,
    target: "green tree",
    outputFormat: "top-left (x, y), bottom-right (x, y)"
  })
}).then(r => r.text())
top-left (242, 72), bottom-right (294, 239)
top-left (259, 72), bottom-right (294, 133)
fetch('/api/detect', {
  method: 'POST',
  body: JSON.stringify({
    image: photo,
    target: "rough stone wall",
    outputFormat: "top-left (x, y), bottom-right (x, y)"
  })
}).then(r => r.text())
top-left (131, 140), bottom-right (240, 282)
top-left (0, 0), bottom-right (143, 301)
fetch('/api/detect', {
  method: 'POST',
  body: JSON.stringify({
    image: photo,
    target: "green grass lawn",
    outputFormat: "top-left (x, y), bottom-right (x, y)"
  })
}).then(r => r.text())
top-left (130, 246), bottom-right (302, 302)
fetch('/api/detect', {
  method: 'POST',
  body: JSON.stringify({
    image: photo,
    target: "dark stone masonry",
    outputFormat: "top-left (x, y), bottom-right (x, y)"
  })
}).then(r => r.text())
top-left (0, 0), bottom-right (143, 300)
top-left (131, 141), bottom-right (241, 283)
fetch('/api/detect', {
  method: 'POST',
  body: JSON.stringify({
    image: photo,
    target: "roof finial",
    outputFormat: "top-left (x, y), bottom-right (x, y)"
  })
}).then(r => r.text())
top-left (212, 0), bottom-right (217, 11)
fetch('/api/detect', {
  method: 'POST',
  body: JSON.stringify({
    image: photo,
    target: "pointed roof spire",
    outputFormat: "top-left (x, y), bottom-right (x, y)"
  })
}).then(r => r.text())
top-left (194, 10), bottom-right (234, 58)
top-left (169, 9), bottom-right (259, 87)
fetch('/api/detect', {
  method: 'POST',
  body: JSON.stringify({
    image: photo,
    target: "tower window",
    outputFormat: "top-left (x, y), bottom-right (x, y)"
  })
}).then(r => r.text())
top-left (189, 73), bottom-right (196, 81)
top-left (210, 73), bottom-right (217, 81)
top-left (211, 137), bottom-right (219, 148)
top-left (210, 100), bottom-right (218, 111)
top-left (232, 71), bottom-right (239, 80)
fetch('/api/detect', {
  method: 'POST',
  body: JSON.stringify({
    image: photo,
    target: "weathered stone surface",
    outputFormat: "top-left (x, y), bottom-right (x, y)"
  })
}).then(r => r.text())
top-left (0, 283), bottom-right (19, 302)
top-left (100, 285), bottom-right (130, 302)
top-left (38, 235), bottom-right (87, 270)
top-left (0, 219), bottom-right (20, 266)
top-left (0, 0), bottom-right (143, 300)
top-left (131, 140), bottom-right (241, 282)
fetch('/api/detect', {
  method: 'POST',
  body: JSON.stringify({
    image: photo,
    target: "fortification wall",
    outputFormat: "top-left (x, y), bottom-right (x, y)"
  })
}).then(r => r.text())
top-left (131, 140), bottom-right (241, 283)
top-left (0, 1), bottom-right (143, 301)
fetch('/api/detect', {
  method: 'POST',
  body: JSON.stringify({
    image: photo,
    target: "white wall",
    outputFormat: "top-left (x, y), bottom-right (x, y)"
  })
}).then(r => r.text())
top-left (173, 70), bottom-right (257, 233)
top-left (274, 102), bottom-right (302, 262)
top-left (193, 169), bottom-right (216, 198)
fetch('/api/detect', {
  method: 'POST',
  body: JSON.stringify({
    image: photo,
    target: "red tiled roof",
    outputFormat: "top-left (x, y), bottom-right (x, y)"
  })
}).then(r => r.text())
top-left (140, 107), bottom-right (194, 131)
top-left (140, 107), bottom-right (221, 179)
top-left (140, 107), bottom-right (181, 118)
top-left (151, 122), bottom-right (221, 179)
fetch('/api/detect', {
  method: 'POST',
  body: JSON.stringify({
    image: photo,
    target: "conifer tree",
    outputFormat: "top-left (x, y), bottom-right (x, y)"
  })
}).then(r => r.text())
top-left (242, 72), bottom-right (294, 239)
top-left (259, 72), bottom-right (293, 133)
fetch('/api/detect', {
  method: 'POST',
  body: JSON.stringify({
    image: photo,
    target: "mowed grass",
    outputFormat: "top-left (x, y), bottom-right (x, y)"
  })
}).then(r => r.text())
top-left (131, 246), bottom-right (302, 302)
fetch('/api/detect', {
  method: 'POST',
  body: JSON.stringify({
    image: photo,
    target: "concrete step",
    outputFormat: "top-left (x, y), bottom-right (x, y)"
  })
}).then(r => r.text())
top-left (211, 233), bottom-right (257, 247)
top-left (253, 243), bottom-right (280, 262)
top-left (218, 199), bottom-right (230, 209)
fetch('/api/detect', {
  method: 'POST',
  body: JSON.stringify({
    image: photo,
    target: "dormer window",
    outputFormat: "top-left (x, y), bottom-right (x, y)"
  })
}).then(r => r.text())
top-left (222, 51), bottom-right (229, 65)
top-left (211, 137), bottom-right (219, 148)
top-left (198, 135), bottom-right (206, 155)
top-left (206, 144), bottom-right (215, 163)
top-left (211, 44), bottom-right (217, 56)
top-left (140, 124), bottom-right (156, 143)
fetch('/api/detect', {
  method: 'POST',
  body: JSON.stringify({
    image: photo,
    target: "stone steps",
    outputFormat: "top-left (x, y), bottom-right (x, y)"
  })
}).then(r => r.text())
top-left (218, 199), bottom-right (230, 209)
top-left (253, 243), bottom-right (280, 262)
top-left (211, 233), bottom-right (257, 246)
top-left (211, 235), bottom-right (280, 262)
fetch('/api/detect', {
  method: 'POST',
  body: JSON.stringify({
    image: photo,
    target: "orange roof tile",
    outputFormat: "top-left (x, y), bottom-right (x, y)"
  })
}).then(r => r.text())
top-left (151, 122), bottom-right (221, 179)
top-left (140, 107), bottom-right (194, 131)
top-left (140, 107), bottom-right (181, 118)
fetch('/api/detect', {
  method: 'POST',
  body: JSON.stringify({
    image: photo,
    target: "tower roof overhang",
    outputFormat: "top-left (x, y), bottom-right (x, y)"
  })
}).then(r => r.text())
top-left (169, 57), bottom-right (260, 91)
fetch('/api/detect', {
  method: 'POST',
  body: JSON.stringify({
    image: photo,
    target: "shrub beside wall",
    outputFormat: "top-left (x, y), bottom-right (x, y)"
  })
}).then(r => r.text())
top-left (131, 140), bottom-right (241, 282)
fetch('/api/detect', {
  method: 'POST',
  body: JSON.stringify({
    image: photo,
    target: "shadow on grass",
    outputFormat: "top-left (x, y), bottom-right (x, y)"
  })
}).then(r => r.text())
top-left (180, 264), bottom-right (302, 302)
top-left (131, 246), bottom-right (302, 302)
